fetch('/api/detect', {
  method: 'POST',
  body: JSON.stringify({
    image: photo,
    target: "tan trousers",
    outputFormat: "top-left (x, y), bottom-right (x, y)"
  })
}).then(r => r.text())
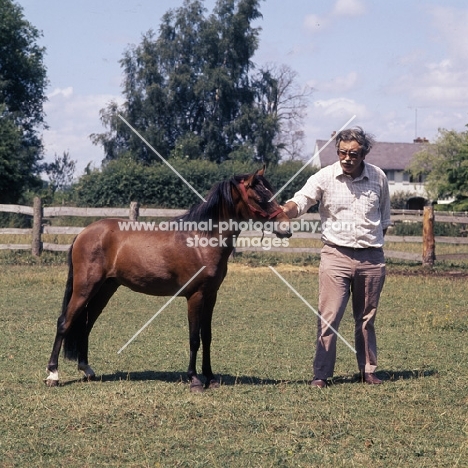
top-left (314, 244), bottom-right (386, 380)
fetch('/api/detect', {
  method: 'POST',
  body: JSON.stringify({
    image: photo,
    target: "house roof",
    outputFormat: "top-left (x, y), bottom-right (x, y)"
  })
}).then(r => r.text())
top-left (315, 139), bottom-right (428, 171)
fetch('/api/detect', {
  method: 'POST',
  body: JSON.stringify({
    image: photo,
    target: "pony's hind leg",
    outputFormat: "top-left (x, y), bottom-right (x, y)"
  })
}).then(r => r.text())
top-left (46, 258), bottom-right (75, 386)
top-left (75, 280), bottom-right (119, 381)
top-left (45, 268), bottom-right (111, 386)
top-left (45, 293), bottom-right (89, 387)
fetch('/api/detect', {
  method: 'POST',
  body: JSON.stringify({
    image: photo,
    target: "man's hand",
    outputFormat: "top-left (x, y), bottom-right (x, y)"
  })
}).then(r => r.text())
top-left (281, 201), bottom-right (298, 219)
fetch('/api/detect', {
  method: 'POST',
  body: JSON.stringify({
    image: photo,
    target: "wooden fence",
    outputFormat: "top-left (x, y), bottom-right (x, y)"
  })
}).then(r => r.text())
top-left (1, 198), bottom-right (467, 263)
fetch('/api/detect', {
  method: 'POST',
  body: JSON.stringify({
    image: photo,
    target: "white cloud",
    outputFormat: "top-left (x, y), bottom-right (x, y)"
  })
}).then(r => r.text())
top-left (303, 98), bottom-right (371, 147)
top-left (378, 4), bottom-right (468, 142)
top-left (303, 0), bottom-right (366, 33)
top-left (389, 59), bottom-right (468, 108)
top-left (47, 87), bottom-right (74, 99)
top-left (387, 6), bottom-right (468, 109)
top-left (43, 88), bottom-right (124, 174)
top-left (290, 2), bottom-right (468, 150)
top-left (309, 71), bottom-right (359, 93)
top-left (313, 97), bottom-right (370, 120)
top-left (430, 6), bottom-right (468, 62)
top-left (332, 0), bottom-right (366, 17)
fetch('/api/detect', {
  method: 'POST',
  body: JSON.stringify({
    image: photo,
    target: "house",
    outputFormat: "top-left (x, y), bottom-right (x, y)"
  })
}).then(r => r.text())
top-left (312, 137), bottom-right (429, 206)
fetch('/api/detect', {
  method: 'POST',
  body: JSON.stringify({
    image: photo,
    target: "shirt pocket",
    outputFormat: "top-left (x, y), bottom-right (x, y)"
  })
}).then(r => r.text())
top-left (362, 189), bottom-right (380, 216)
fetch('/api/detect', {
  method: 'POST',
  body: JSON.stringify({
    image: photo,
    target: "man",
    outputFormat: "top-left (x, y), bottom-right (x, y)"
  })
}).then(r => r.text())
top-left (282, 127), bottom-right (391, 388)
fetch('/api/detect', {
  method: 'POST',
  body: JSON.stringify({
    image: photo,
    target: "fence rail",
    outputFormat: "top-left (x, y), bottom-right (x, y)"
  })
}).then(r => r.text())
top-left (1, 199), bottom-right (467, 261)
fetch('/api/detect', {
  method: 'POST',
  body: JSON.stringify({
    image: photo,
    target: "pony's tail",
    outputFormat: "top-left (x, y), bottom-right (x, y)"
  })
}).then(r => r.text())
top-left (61, 241), bottom-right (74, 317)
top-left (61, 239), bottom-right (81, 361)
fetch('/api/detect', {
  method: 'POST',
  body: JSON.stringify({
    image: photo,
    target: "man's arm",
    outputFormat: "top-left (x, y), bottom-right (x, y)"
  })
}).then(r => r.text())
top-left (380, 172), bottom-right (391, 236)
top-left (281, 201), bottom-right (299, 219)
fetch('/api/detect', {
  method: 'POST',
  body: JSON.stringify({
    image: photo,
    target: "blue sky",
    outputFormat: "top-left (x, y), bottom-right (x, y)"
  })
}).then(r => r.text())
top-left (17, 0), bottom-right (468, 175)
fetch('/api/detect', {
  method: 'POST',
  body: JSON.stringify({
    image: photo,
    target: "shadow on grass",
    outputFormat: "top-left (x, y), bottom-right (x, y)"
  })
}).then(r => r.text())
top-left (332, 368), bottom-right (439, 385)
top-left (381, 368), bottom-right (439, 381)
top-left (60, 370), bottom-right (308, 387)
top-left (60, 367), bottom-right (438, 387)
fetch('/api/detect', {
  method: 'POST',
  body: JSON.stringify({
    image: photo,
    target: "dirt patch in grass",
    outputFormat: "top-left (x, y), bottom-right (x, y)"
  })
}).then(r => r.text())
top-left (228, 263), bottom-right (319, 274)
top-left (387, 266), bottom-right (468, 278)
top-left (229, 260), bottom-right (468, 278)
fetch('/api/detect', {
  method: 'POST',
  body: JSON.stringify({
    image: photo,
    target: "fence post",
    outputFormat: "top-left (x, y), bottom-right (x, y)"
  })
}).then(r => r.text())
top-left (32, 197), bottom-right (43, 256)
top-left (422, 205), bottom-right (435, 267)
top-left (129, 201), bottom-right (140, 221)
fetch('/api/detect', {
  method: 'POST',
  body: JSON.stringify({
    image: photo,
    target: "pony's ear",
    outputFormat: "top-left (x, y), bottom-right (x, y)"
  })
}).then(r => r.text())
top-left (255, 164), bottom-right (266, 177)
top-left (243, 173), bottom-right (256, 189)
top-left (245, 164), bottom-right (265, 189)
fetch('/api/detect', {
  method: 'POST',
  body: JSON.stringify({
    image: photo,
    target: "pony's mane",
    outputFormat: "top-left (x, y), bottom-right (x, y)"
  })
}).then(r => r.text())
top-left (178, 178), bottom-right (235, 224)
top-left (175, 172), bottom-right (275, 229)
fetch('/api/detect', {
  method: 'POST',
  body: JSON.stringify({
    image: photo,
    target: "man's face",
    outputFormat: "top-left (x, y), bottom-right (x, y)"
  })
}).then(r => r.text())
top-left (337, 140), bottom-right (365, 178)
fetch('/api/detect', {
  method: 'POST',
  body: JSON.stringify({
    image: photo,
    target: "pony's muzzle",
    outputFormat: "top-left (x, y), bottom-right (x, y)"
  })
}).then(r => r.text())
top-left (273, 221), bottom-right (292, 238)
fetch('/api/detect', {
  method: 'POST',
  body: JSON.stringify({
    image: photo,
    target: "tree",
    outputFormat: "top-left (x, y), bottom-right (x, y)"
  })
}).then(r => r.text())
top-left (407, 127), bottom-right (468, 202)
top-left (92, 0), bottom-right (308, 167)
top-left (44, 151), bottom-right (77, 193)
top-left (255, 63), bottom-right (312, 161)
top-left (0, 0), bottom-right (48, 202)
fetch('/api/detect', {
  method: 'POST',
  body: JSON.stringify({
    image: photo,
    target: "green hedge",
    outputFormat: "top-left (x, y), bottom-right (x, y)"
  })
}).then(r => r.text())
top-left (73, 159), bottom-right (317, 209)
top-left (391, 221), bottom-right (466, 237)
top-left (435, 198), bottom-right (468, 212)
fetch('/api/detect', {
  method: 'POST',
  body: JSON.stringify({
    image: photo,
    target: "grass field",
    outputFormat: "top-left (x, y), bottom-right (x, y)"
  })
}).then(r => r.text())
top-left (1, 258), bottom-right (467, 467)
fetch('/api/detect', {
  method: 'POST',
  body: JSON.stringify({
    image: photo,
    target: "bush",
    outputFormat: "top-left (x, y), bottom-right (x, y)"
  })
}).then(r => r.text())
top-left (390, 191), bottom-right (421, 209)
top-left (392, 220), bottom-right (465, 236)
top-left (71, 159), bottom-right (317, 209)
top-left (435, 197), bottom-right (468, 213)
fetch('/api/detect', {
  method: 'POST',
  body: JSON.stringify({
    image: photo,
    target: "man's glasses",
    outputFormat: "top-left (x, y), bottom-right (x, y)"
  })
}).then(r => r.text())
top-left (337, 149), bottom-right (360, 159)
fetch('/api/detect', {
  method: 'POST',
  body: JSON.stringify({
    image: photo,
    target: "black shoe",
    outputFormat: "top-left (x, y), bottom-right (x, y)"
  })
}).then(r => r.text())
top-left (362, 372), bottom-right (382, 385)
top-left (310, 378), bottom-right (327, 388)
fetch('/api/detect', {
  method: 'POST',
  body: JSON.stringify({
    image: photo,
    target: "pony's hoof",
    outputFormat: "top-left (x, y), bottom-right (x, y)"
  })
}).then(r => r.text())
top-left (78, 364), bottom-right (96, 382)
top-left (82, 374), bottom-right (96, 382)
top-left (44, 378), bottom-right (59, 387)
top-left (45, 369), bottom-right (60, 387)
top-left (189, 377), bottom-right (204, 393)
top-left (206, 379), bottom-right (220, 389)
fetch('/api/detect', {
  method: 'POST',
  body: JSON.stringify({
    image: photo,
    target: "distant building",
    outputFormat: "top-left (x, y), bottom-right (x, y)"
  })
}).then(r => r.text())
top-left (312, 137), bottom-right (429, 206)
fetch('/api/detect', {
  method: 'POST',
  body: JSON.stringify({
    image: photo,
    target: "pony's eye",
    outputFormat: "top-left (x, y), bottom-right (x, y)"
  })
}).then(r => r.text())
top-left (257, 187), bottom-right (271, 204)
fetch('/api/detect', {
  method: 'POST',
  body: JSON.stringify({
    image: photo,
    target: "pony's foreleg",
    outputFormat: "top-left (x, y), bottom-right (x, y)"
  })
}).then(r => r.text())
top-left (186, 292), bottom-right (220, 392)
top-left (200, 293), bottom-right (219, 389)
top-left (187, 292), bottom-right (205, 393)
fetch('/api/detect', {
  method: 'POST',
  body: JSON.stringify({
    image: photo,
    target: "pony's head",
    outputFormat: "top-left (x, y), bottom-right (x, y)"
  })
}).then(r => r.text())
top-left (179, 167), bottom-right (291, 238)
top-left (232, 167), bottom-right (292, 239)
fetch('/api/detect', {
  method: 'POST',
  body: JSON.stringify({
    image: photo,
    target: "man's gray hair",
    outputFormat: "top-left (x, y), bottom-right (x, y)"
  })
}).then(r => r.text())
top-left (335, 127), bottom-right (375, 156)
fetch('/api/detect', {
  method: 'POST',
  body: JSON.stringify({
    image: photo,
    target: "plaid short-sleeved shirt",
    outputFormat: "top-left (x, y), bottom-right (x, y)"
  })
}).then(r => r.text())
top-left (287, 161), bottom-right (391, 248)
